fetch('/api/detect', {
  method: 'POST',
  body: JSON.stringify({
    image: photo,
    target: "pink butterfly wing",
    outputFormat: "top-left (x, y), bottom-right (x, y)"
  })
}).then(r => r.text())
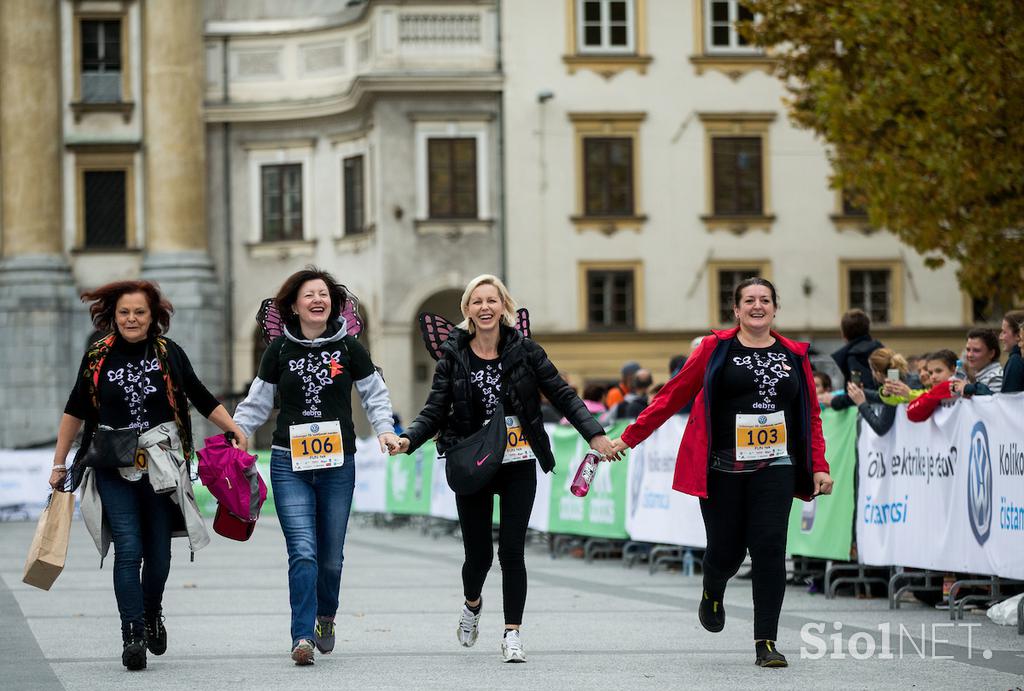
top-left (256, 298), bottom-right (285, 345)
top-left (417, 313), bottom-right (456, 361)
top-left (515, 307), bottom-right (531, 339)
top-left (340, 297), bottom-right (363, 338)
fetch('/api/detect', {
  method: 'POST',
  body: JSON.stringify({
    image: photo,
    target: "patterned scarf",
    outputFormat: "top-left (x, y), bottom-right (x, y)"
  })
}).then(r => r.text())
top-left (83, 333), bottom-right (193, 460)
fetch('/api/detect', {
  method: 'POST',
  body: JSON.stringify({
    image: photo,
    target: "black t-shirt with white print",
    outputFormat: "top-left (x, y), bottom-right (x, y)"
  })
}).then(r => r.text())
top-left (65, 337), bottom-right (174, 432)
top-left (258, 325), bottom-right (375, 454)
top-left (468, 348), bottom-right (505, 430)
top-left (710, 339), bottom-right (801, 471)
top-left (65, 335), bottom-right (221, 434)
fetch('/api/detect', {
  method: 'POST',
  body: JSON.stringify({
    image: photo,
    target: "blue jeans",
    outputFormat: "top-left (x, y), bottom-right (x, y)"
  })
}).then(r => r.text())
top-left (94, 469), bottom-right (178, 633)
top-left (270, 448), bottom-right (356, 647)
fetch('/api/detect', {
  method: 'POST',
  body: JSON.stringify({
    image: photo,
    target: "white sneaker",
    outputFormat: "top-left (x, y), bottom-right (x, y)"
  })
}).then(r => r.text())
top-left (457, 603), bottom-right (481, 647)
top-left (501, 629), bottom-right (527, 663)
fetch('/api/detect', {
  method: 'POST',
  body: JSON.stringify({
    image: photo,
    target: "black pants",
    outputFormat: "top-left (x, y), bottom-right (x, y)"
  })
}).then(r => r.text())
top-left (456, 461), bottom-right (537, 626)
top-left (699, 465), bottom-right (794, 641)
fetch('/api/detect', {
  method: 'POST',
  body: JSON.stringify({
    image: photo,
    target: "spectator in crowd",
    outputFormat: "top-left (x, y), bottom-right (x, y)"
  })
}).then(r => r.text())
top-left (846, 348), bottom-right (910, 436)
top-left (812, 371), bottom-right (831, 396)
top-left (607, 368), bottom-right (653, 421)
top-left (906, 350), bottom-right (962, 422)
top-left (963, 328), bottom-right (1003, 393)
top-left (668, 354), bottom-right (693, 415)
top-left (581, 384), bottom-right (608, 416)
top-left (604, 361), bottom-right (640, 409)
top-left (669, 354), bottom-right (687, 378)
top-left (1000, 310), bottom-right (1024, 393)
top-left (831, 309), bottom-right (884, 392)
top-left (903, 354), bottom-right (925, 389)
top-left (915, 353), bottom-right (933, 390)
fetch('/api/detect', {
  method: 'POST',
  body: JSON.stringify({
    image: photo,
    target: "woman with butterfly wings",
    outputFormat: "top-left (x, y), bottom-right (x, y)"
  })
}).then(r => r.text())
top-left (392, 274), bottom-right (619, 663)
top-left (233, 267), bottom-right (400, 666)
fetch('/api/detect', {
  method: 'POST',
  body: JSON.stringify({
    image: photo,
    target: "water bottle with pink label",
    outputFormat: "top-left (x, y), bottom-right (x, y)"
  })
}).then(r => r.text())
top-left (570, 452), bottom-right (602, 497)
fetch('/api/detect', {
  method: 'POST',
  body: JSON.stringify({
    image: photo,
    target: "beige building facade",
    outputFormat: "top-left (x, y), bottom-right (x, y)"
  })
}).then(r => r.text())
top-left (501, 0), bottom-right (975, 389)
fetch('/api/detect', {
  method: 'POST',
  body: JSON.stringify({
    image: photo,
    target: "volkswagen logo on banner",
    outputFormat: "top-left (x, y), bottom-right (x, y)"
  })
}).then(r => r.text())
top-left (967, 421), bottom-right (992, 545)
top-left (310, 423), bottom-right (320, 434)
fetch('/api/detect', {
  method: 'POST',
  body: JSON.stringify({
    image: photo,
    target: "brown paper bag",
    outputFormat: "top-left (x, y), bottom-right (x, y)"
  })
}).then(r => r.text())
top-left (22, 491), bottom-right (75, 590)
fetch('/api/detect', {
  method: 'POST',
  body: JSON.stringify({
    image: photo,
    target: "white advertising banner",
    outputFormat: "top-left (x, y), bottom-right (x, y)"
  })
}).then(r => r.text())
top-left (0, 450), bottom-right (56, 520)
top-left (429, 454), bottom-right (458, 521)
top-left (427, 424), bottom-right (555, 530)
top-left (528, 425), bottom-right (554, 533)
top-left (352, 435), bottom-right (387, 513)
top-left (856, 394), bottom-right (1024, 579)
top-left (625, 415), bottom-right (707, 548)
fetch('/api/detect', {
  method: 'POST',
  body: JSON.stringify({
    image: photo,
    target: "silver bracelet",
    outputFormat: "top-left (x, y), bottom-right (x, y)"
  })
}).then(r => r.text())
top-left (52, 465), bottom-right (67, 471)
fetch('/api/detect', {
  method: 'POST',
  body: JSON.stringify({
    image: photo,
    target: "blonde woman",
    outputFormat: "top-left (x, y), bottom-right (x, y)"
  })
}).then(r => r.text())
top-left (846, 347), bottom-right (911, 435)
top-left (394, 275), bottom-right (615, 662)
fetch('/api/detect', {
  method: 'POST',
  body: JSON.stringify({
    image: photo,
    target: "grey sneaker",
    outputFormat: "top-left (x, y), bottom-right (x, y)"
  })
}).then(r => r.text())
top-left (501, 629), bottom-right (526, 663)
top-left (457, 603), bottom-right (481, 647)
top-left (291, 639), bottom-right (315, 666)
top-left (314, 616), bottom-right (336, 654)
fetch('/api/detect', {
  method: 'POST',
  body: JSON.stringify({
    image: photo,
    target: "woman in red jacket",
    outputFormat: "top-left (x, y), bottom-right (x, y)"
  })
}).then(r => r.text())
top-left (608, 278), bottom-right (831, 668)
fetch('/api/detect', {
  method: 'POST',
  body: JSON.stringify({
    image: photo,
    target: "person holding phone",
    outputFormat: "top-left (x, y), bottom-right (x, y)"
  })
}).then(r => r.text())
top-left (607, 278), bottom-right (830, 668)
top-left (846, 348), bottom-right (917, 436)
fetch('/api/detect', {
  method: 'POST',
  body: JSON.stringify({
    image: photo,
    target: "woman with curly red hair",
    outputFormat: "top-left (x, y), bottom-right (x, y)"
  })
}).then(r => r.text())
top-left (49, 280), bottom-right (245, 671)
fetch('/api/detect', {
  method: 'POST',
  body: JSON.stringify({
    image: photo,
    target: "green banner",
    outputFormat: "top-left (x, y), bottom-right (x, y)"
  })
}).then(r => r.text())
top-left (786, 407), bottom-right (858, 560)
top-left (385, 441), bottom-right (435, 515)
top-left (545, 421), bottom-right (629, 538)
top-left (193, 452), bottom-right (276, 518)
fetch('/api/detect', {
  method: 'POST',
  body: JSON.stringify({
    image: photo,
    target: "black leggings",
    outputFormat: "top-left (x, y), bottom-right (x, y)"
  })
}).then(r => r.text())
top-left (699, 465), bottom-right (794, 641)
top-left (456, 461), bottom-right (537, 626)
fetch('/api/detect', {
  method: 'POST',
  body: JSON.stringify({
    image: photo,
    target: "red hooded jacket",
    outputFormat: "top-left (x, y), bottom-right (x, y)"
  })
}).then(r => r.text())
top-left (620, 328), bottom-right (828, 501)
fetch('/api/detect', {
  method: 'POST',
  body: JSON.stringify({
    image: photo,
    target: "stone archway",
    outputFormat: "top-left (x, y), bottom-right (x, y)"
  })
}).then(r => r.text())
top-left (405, 289), bottom-right (462, 428)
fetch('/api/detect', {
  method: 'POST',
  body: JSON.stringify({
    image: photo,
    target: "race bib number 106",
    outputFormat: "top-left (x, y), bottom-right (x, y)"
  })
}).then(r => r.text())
top-left (289, 421), bottom-right (345, 471)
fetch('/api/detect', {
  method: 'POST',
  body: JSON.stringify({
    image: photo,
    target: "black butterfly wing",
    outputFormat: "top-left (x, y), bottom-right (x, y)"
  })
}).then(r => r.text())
top-left (515, 307), bottom-right (531, 339)
top-left (417, 313), bottom-right (456, 361)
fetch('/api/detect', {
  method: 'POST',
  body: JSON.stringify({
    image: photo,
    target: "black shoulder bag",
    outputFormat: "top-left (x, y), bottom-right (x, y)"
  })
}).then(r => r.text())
top-left (80, 344), bottom-right (150, 469)
top-left (443, 402), bottom-right (507, 496)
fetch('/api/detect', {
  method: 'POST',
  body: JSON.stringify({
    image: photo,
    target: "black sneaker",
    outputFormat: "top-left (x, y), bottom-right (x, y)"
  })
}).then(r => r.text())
top-left (314, 615), bottom-right (336, 654)
top-left (145, 610), bottom-right (167, 656)
top-left (698, 590), bottom-right (725, 633)
top-left (755, 640), bottom-right (788, 668)
top-left (121, 626), bottom-right (147, 671)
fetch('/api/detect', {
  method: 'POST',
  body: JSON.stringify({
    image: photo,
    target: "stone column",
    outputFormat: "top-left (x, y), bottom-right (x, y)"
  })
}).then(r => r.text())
top-left (140, 0), bottom-right (225, 426)
top-left (0, 0), bottom-right (80, 448)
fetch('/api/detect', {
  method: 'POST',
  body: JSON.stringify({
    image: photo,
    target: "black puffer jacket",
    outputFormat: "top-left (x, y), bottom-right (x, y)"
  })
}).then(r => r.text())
top-left (403, 325), bottom-right (604, 473)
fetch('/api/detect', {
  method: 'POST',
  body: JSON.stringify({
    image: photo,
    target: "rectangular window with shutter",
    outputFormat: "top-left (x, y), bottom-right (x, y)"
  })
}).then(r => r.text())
top-left (343, 155), bottom-right (365, 236)
top-left (704, 0), bottom-right (757, 54)
top-left (577, 0), bottom-right (635, 54)
top-left (583, 137), bottom-right (634, 217)
top-left (80, 19), bottom-right (122, 102)
top-left (261, 164), bottom-right (304, 241)
top-left (428, 138), bottom-right (478, 219)
top-left (849, 269), bottom-right (891, 324)
top-left (83, 170), bottom-right (127, 248)
top-left (587, 269), bottom-right (635, 330)
top-left (712, 136), bottom-right (763, 216)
